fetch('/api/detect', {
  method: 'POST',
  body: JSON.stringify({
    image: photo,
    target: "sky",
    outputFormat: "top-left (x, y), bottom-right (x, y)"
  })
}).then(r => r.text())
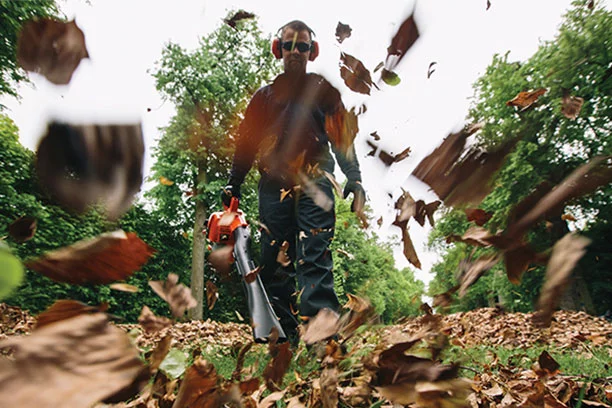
top-left (1, 0), bottom-right (600, 287)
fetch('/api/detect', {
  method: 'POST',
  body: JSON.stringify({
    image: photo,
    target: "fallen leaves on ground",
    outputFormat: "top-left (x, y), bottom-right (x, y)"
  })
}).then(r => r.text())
top-left (26, 230), bottom-right (155, 285)
top-left (8, 216), bottom-right (37, 242)
top-left (149, 273), bottom-right (198, 318)
top-left (0, 313), bottom-right (144, 408)
top-left (17, 18), bottom-right (89, 85)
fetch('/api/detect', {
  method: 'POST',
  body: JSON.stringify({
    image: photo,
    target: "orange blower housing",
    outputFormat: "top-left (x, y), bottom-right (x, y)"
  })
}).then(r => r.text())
top-left (207, 197), bottom-right (248, 247)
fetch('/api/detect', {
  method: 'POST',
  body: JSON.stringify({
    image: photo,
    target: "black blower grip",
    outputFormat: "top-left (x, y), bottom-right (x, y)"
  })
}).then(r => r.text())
top-left (233, 225), bottom-right (286, 343)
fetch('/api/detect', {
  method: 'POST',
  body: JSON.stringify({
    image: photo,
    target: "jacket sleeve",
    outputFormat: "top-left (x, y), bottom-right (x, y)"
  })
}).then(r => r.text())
top-left (327, 98), bottom-right (362, 182)
top-left (228, 88), bottom-right (268, 186)
top-left (332, 142), bottom-right (362, 182)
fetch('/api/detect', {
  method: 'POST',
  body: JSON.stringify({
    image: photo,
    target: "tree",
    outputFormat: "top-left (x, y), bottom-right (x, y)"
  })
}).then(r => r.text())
top-left (0, 0), bottom-right (60, 101)
top-left (428, 1), bottom-right (611, 313)
top-left (149, 14), bottom-right (279, 319)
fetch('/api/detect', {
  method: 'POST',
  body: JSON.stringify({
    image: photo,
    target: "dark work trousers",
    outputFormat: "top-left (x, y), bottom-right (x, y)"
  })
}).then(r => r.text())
top-left (258, 174), bottom-right (340, 337)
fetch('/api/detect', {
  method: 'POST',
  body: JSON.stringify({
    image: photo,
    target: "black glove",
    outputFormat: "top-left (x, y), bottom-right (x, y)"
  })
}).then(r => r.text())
top-left (221, 184), bottom-right (241, 208)
top-left (343, 180), bottom-right (365, 213)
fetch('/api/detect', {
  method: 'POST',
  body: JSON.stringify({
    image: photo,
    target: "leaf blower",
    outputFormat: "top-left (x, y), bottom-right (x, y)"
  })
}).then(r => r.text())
top-left (207, 197), bottom-right (286, 343)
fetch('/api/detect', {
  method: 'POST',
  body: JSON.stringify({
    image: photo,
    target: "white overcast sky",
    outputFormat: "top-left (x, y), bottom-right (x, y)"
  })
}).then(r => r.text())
top-left (2, 0), bottom-right (606, 287)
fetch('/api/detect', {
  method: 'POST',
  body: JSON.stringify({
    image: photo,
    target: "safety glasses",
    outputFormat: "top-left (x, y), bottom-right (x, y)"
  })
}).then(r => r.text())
top-left (281, 41), bottom-right (311, 53)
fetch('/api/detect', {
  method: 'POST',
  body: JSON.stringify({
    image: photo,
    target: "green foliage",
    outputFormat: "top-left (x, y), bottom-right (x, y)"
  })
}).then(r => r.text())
top-left (0, 241), bottom-right (24, 300)
top-left (0, 0), bottom-right (61, 101)
top-left (428, 1), bottom-right (612, 314)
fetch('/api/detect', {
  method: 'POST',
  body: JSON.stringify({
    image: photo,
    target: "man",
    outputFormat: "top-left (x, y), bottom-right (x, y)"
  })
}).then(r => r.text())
top-left (222, 20), bottom-right (365, 345)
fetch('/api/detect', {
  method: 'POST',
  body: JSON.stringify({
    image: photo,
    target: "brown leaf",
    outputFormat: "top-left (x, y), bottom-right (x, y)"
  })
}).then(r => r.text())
top-left (244, 266), bottom-right (261, 284)
top-left (0, 313), bottom-right (144, 407)
top-left (432, 286), bottom-right (458, 309)
top-left (150, 334), bottom-right (173, 374)
top-left (8, 216), bottom-right (37, 242)
top-left (561, 213), bottom-right (577, 221)
top-left (340, 52), bottom-right (373, 95)
top-left (338, 295), bottom-right (376, 339)
top-left (35, 299), bottom-right (108, 328)
top-left (561, 93), bottom-right (584, 120)
top-left (459, 254), bottom-right (500, 297)
top-left (335, 22), bottom-right (352, 43)
top-left (231, 342), bottom-right (253, 382)
top-left (344, 293), bottom-right (370, 313)
top-left (366, 141), bottom-right (411, 166)
top-left (386, 13), bottom-right (420, 71)
top-left (172, 358), bottom-right (220, 408)
top-left (504, 244), bottom-right (540, 284)
top-left (17, 18), bottom-right (89, 85)
top-left (507, 156), bottom-right (612, 240)
top-left (224, 10), bottom-right (255, 29)
top-left (412, 123), bottom-right (518, 207)
top-left (506, 88), bottom-right (547, 109)
top-left (392, 219), bottom-right (421, 269)
top-left (138, 305), bottom-right (172, 334)
top-left (259, 391), bottom-right (286, 408)
top-left (277, 240), bottom-right (291, 267)
top-left (208, 245), bottom-right (234, 279)
top-left (263, 340), bottom-right (293, 390)
top-left (36, 123), bottom-right (145, 220)
top-left (465, 208), bottom-right (493, 226)
top-left (149, 273), bottom-right (198, 318)
top-left (320, 366), bottom-right (339, 408)
top-left (395, 189), bottom-right (416, 223)
top-left (325, 104), bottom-right (359, 155)
top-left (533, 233), bottom-right (590, 327)
top-left (302, 308), bottom-right (340, 345)
top-left (109, 283), bottom-right (139, 293)
top-left (159, 176), bottom-right (174, 186)
top-left (370, 131), bottom-right (381, 141)
top-left (206, 280), bottom-right (218, 311)
top-left (487, 0), bottom-right (492, 10)
top-left (377, 216), bottom-right (383, 227)
top-left (538, 350), bottom-right (560, 375)
top-left (26, 230), bottom-right (155, 285)
top-left (427, 61), bottom-right (437, 79)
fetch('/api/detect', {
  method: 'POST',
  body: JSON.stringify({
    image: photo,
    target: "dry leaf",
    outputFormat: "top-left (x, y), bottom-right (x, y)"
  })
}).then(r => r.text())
top-left (172, 358), bottom-right (220, 408)
top-left (277, 240), bottom-right (291, 267)
top-left (208, 245), bottom-right (234, 279)
top-left (263, 340), bottom-right (293, 390)
top-left (320, 366), bottom-right (339, 408)
top-left (302, 308), bottom-right (340, 345)
top-left (338, 295), bottom-right (376, 339)
top-left (36, 122), bottom-right (145, 219)
top-left (8, 216), bottom-right (36, 242)
top-left (149, 273), bottom-right (198, 318)
top-left (506, 88), bottom-right (547, 110)
top-left (159, 176), bottom-right (174, 186)
top-left (110, 283), bottom-right (139, 293)
top-left (26, 230), bottom-right (155, 285)
top-left (0, 313), bottom-right (144, 408)
top-left (561, 93), bottom-right (584, 120)
top-left (325, 105), bottom-right (359, 155)
top-left (561, 213), bottom-right (577, 221)
top-left (366, 141), bottom-right (411, 166)
top-left (138, 305), bottom-right (172, 334)
top-left (465, 208), bottom-right (493, 226)
top-left (206, 280), bottom-right (218, 311)
top-left (150, 335), bottom-right (173, 374)
top-left (35, 299), bottom-right (108, 328)
top-left (335, 22), bottom-right (352, 43)
top-left (370, 131), bottom-right (381, 141)
top-left (459, 254), bottom-right (500, 297)
top-left (427, 61), bottom-right (437, 79)
top-left (487, 0), bottom-right (492, 10)
top-left (533, 233), bottom-right (590, 327)
top-left (340, 52), bottom-right (374, 95)
top-left (386, 13), bottom-right (420, 71)
top-left (537, 350), bottom-right (560, 375)
top-left (259, 391), bottom-right (286, 408)
top-left (224, 10), bottom-right (255, 29)
top-left (244, 266), bottom-right (261, 284)
top-left (395, 189), bottom-right (416, 223)
top-left (392, 218), bottom-right (421, 269)
top-left (17, 18), bottom-right (89, 85)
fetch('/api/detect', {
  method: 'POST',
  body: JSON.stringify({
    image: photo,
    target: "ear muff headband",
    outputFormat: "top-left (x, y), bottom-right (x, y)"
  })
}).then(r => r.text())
top-left (271, 22), bottom-right (319, 61)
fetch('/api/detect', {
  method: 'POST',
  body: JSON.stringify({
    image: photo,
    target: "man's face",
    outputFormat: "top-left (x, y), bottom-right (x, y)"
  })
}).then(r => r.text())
top-left (281, 28), bottom-right (311, 75)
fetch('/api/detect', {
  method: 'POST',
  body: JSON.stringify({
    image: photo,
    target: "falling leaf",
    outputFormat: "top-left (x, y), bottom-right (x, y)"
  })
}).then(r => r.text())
top-left (263, 335), bottom-right (293, 390)
top-left (427, 61), bottom-right (437, 79)
top-left (172, 358), bottom-right (220, 407)
top-left (561, 213), bottom-right (577, 221)
top-left (381, 69), bottom-right (401, 86)
top-left (150, 335), bottom-right (173, 374)
top-left (280, 188), bottom-right (292, 202)
top-left (335, 22), bottom-right (352, 43)
top-left (432, 286), bottom-right (458, 309)
top-left (109, 283), bottom-right (139, 293)
top-left (395, 189), bottom-right (416, 223)
top-left (0, 313), bottom-right (144, 407)
top-left (340, 52), bottom-right (374, 95)
top-left (414, 200), bottom-right (441, 227)
top-left (335, 248), bottom-right (355, 260)
top-left (320, 366), bottom-right (339, 407)
top-left (149, 273), bottom-right (198, 318)
top-left (17, 18), bottom-right (89, 85)
top-left (368, 141), bottom-right (411, 166)
top-left (338, 295), bottom-right (376, 339)
top-left (412, 123), bottom-right (518, 207)
top-left (276, 240), bottom-right (291, 267)
top-left (459, 254), bottom-right (500, 297)
top-left (373, 61), bottom-right (384, 72)
top-left (302, 308), bottom-right (340, 345)
top-left (561, 92), bottom-right (584, 120)
top-left (325, 104), bottom-right (359, 155)
top-left (8, 216), bottom-right (36, 242)
top-left (244, 266), bottom-right (261, 284)
top-left (537, 350), bottom-right (560, 375)
top-left (465, 208), bottom-right (493, 226)
top-left (224, 10), bottom-right (255, 29)
top-left (504, 244), bottom-right (544, 284)
top-left (36, 123), bottom-right (145, 220)
top-left (533, 233), bottom-right (590, 327)
top-left (587, 0), bottom-right (595, 9)
top-left (377, 216), bottom-right (383, 227)
top-left (35, 299), bottom-right (108, 328)
top-left (344, 293), bottom-right (370, 313)
top-left (208, 245), bottom-right (234, 279)
top-left (26, 230), bottom-right (155, 285)
top-left (159, 176), bottom-right (174, 186)
top-left (0, 244), bottom-right (24, 300)
top-left (393, 219), bottom-right (421, 269)
top-left (386, 13), bottom-right (420, 71)
top-left (138, 305), bottom-right (172, 334)
top-left (323, 171), bottom-right (344, 197)
top-left (487, 0), bottom-right (492, 10)
top-left (206, 280), bottom-right (218, 311)
top-left (370, 131), bottom-right (381, 141)
top-left (506, 88), bottom-right (547, 110)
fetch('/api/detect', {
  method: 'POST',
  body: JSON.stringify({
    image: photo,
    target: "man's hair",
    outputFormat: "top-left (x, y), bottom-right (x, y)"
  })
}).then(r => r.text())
top-left (279, 20), bottom-right (315, 40)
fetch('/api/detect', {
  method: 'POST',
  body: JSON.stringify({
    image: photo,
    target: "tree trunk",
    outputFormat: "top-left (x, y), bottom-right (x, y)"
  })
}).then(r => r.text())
top-left (189, 163), bottom-right (207, 320)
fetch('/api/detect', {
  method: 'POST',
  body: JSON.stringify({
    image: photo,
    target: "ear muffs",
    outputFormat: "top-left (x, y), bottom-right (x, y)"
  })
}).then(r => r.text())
top-left (308, 41), bottom-right (319, 61)
top-left (271, 38), bottom-right (282, 59)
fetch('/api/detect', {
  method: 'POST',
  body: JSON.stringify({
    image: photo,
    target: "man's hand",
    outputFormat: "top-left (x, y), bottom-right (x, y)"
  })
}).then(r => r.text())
top-left (221, 184), bottom-right (241, 208)
top-left (343, 180), bottom-right (365, 213)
